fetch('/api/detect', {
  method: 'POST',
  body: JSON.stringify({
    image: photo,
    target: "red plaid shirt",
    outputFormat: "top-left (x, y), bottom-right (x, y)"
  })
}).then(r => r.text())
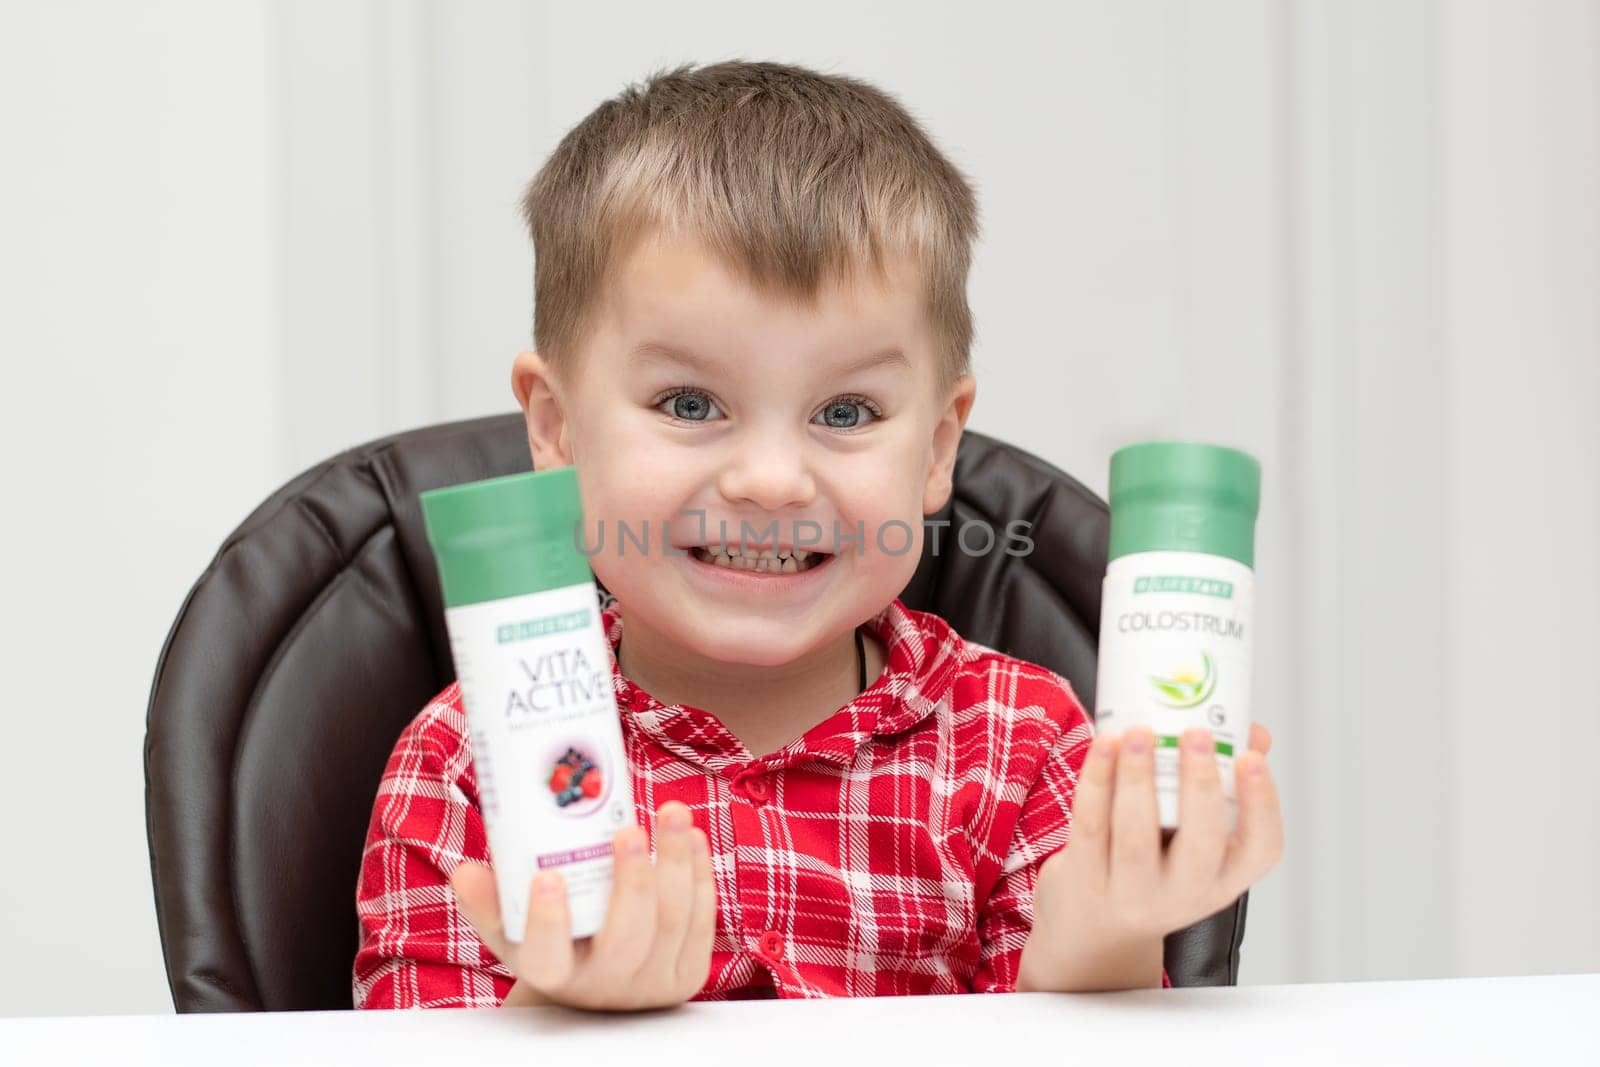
top-left (354, 593), bottom-right (1166, 1007)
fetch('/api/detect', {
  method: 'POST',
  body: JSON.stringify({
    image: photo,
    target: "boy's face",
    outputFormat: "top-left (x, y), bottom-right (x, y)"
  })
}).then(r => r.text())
top-left (513, 229), bottom-right (975, 670)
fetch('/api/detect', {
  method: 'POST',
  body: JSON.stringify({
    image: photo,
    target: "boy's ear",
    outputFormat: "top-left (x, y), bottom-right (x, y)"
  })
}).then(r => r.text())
top-left (922, 373), bottom-right (977, 515)
top-left (511, 350), bottom-right (575, 468)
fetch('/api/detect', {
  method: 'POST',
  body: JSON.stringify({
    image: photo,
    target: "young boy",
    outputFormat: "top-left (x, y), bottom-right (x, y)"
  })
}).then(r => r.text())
top-left (352, 60), bottom-right (1282, 1011)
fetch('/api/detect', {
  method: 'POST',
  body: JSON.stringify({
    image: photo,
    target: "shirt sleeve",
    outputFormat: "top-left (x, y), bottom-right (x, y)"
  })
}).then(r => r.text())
top-left (352, 696), bottom-right (517, 1009)
top-left (971, 676), bottom-right (1172, 992)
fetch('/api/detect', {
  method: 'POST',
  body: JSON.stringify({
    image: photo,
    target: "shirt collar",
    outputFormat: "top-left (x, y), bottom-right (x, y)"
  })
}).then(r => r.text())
top-left (599, 596), bottom-right (964, 772)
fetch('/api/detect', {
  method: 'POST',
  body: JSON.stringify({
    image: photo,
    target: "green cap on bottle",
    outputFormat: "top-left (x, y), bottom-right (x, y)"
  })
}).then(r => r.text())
top-left (1107, 441), bottom-right (1261, 568)
top-left (419, 467), bottom-right (594, 608)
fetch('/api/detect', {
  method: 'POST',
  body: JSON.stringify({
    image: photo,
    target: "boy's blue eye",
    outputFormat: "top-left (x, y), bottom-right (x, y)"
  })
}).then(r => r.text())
top-left (657, 390), bottom-right (723, 422)
top-left (814, 400), bottom-right (877, 429)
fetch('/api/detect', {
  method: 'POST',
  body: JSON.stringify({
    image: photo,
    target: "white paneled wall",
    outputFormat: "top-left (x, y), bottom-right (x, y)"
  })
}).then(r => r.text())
top-left (0, 0), bottom-right (1594, 1017)
top-left (1286, 0), bottom-right (1462, 982)
top-left (0, 0), bottom-right (286, 1018)
top-left (1442, 0), bottom-right (1599, 979)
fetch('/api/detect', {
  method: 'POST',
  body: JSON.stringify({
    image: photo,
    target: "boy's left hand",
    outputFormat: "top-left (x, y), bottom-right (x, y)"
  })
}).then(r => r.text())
top-left (1016, 723), bottom-right (1282, 992)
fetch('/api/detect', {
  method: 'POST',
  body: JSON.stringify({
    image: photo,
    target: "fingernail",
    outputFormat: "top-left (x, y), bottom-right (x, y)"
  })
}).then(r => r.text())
top-left (618, 828), bottom-right (648, 855)
top-left (1124, 728), bottom-right (1151, 754)
top-left (1243, 755), bottom-right (1267, 778)
top-left (1183, 729), bottom-right (1210, 755)
top-left (533, 872), bottom-right (562, 896)
top-left (661, 805), bottom-right (690, 832)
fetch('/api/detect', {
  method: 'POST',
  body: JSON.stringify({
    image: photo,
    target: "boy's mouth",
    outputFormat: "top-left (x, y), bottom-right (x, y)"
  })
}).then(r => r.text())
top-left (687, 544), bottom-right (832, 575)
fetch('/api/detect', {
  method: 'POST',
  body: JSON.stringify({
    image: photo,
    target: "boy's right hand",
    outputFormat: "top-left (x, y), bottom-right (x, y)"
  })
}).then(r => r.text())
top-left (449, 800), bottom-right (716, 1012)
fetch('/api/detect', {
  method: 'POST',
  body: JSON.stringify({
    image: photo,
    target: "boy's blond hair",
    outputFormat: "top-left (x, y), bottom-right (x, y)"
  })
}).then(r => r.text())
top-left (522, 60), bottom-right (979, 395)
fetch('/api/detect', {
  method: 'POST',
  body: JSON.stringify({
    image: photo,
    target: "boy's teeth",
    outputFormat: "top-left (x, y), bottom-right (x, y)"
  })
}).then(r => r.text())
top-left (695, 545), bottom-right (820, 573)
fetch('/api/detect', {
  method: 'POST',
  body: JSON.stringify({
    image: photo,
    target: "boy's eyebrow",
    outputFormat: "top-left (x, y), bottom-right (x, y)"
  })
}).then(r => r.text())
top-left (628, 340), bottom-right (912, 376)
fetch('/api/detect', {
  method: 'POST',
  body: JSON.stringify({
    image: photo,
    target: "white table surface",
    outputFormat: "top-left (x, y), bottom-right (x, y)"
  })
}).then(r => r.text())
top-left (3, 973), bottom-right (1596, 1066)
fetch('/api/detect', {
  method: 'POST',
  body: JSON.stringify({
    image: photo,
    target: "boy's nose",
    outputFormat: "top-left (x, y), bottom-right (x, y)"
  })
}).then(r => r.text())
top-left (716, 435), bottom-right (816, 512)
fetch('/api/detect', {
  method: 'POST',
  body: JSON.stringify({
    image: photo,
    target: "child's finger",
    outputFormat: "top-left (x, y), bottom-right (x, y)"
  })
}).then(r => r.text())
top-left (675, 828), bottom-right (717, 996)
top-left (1248, 722), bottom-right (1272, 755)
top-left (646, 803), bottom-right (697, 977)
top-left (1165, 729), bottom-right (1227, 890)
top-left (585, 824), bottom-right (657, 987)
top-left (516, 869), bottom-right (577, 992)
top-left (1066, 732), bottom-right (1118, 873)
top-left (448, 862), bottom-right (514, 965)
top-left (1109, 727), bottom-right (1161, 885)
top-left (1218, 751), bottom-right (1284, 895)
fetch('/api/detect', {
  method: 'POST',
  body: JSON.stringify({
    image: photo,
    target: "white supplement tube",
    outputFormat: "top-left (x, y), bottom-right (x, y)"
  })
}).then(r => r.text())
top-left (1093, 441), bottom-right (1261, 830)
top-left (421, 466), bottom-right (634, 940)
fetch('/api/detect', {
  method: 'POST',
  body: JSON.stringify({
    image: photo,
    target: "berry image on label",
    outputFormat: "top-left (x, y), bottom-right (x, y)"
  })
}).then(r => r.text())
top-left (547, 746), bottom-right (605, 810)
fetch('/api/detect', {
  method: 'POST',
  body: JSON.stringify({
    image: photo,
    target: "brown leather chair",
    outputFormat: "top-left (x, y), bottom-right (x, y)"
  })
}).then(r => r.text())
top-left (143, 413), bottom-right (1249, 1012)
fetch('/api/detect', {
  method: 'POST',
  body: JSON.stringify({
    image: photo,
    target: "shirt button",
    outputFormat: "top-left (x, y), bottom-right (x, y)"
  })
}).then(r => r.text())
top-left (759, 930), bottom-right (785, 960)
top-left (745, 778), bottom-right (769, 804)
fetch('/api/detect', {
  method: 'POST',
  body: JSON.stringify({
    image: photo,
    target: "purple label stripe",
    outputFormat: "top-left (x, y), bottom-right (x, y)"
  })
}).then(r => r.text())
top-left (537, 842), bottom-right (616, 868)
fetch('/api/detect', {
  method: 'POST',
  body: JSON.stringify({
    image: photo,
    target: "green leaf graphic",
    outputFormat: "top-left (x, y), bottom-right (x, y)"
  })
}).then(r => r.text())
top-left (1148, 651), bottom-right (1216, 708)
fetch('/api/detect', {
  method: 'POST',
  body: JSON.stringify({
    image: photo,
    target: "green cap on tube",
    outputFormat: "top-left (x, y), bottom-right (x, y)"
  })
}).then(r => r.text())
top-left (1107, 441), bottom-right (1261, 567)
top-left (420, 467), bottom-right (594, 609)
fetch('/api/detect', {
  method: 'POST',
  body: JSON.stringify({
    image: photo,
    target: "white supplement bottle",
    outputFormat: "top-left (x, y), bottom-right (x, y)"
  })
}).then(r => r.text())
top-left (1093, 441), bottom-right (1261, 830)
top-left (420, 466), bottom-right (634, 941)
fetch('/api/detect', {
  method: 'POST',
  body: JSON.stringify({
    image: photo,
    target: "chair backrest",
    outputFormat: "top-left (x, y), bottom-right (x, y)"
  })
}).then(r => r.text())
top-left (144, 414), bottom-right (1248, 1011)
